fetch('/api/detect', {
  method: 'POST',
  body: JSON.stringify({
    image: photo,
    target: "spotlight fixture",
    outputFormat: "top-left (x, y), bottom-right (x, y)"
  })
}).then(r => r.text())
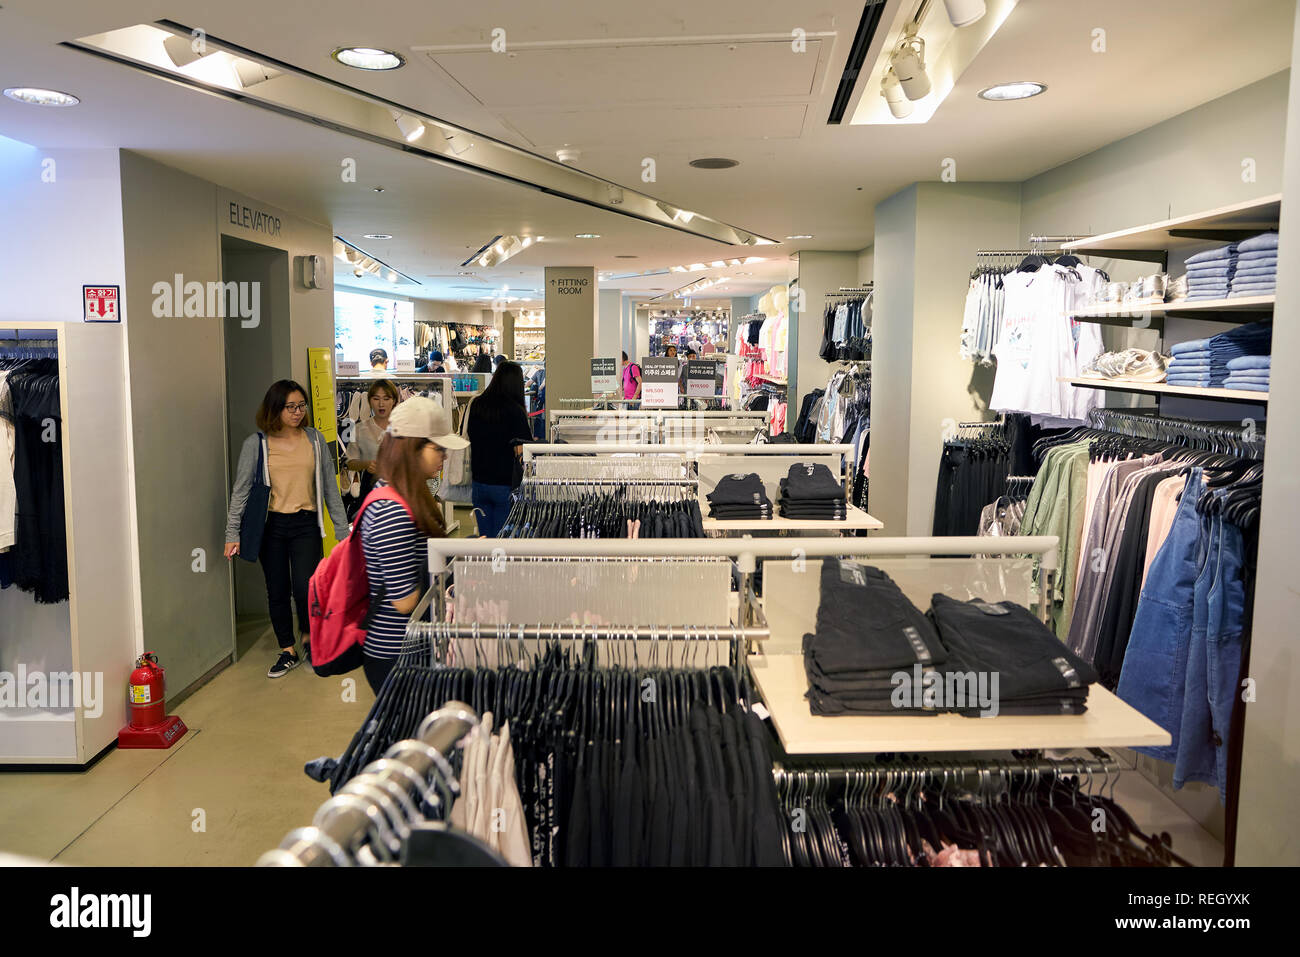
top-left (943, 0), bottom-right (987, 27)
top-left (890, 33), bottom-right (931, 101)
top-left (372, 186), bottom-right (385, 192)
top-left (231, 58), bottom-right (281, 87)
top-left (978, 81), bottom-right (1047, 101)
top-left (881, 69), bottom-right (913, 119)
top-left (332, 47), bottom-right (405, 71)
top-left (353, 266), bottom-right (365, 278)
top-left (390, 109), bottom-right (425, 143)
top-left (2, 87), bottom-right (80, 107)
top-left (556, 147), bottom-right (581, 164)
top-left (363, 233), bottom-right (393, 240)
top-left (607, 185), bottom-right (625, 205)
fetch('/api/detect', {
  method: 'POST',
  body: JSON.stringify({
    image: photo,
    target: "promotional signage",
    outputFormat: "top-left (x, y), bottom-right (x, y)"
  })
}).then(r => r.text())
top-left (337, 360), bottom-right (360, 376)
top-left (640, 356), bottom-right (680, 408)
top-left (590, 357), bottom-right (618, 394)
top-left (396, 358), bottom-right (416, 373)
top-left (83, 285), bottom-right (120, 323)
top-left (685, 359), bottom-right (719, 398)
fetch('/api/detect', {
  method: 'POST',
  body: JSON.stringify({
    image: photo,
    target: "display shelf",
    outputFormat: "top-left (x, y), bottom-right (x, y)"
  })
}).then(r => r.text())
top-left (704, 505), bottom-right (882, 532)
top-left (1062, 194), bottom-right (1281, 252)
top-left (748, 655), bottom-right (1171, 755)
top-left (1070, 295), bottom-right (1275, 324)
top-left (753, 374), bottom-right (788, 385)
top-left (1061, 377), bottom-right (1268, 403)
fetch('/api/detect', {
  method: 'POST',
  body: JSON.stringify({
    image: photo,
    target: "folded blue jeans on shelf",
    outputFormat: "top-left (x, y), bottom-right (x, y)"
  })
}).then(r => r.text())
top-left (1185, 244), bottom-right (1239, 265)
top-left (1235, 250), bottom-right (1278, 263)
top-left (1222, 380), bottom-right (1269, 391)
top-left (1225, 355), bottom-right (1271, 370)
top-left (1237, 232), bottom-right (1279, 253)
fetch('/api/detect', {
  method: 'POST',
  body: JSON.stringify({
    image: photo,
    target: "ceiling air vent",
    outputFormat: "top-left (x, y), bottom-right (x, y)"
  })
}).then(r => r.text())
top-left (827, 0), bottom-right (888, 124)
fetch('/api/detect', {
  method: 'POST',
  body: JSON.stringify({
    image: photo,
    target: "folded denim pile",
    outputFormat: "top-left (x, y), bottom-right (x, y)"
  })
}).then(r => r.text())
top-left (706, 472), bottom-right (772, 519)
top-left (803, 561), bottom-right (1098, 717)
top-left (1164, 321), bottom-right (1273, 387)
top-left (1080, 348), bottom-right (1170, 382)
top-left (1228, 231), bottom-right (1278, 298)
top-left (1222, 354), bottom-right (1270, 393)
top-left (777, 462), bottom-right (846, 520)
top-left (1182, 242), bottom-right (1238, 301)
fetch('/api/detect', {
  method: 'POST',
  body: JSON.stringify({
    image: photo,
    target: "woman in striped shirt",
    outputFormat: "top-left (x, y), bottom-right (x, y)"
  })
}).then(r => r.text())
top-left (358, 397), bottom-right (467, 693)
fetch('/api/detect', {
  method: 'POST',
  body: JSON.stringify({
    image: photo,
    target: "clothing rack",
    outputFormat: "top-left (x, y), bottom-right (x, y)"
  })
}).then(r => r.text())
top-left (776, 751), bottom-right (1118, 779)
top-left (257, 701), bottom-right (479, 866)
top-left (825, 287), bottom-right (873, 298)
top-left (1085, 407), bottom-right (1266, 458)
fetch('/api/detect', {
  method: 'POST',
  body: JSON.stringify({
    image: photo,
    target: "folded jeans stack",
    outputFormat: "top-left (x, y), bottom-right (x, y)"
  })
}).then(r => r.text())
top-left (1164, 321), bottom-right (1273, 387)
top-left (927, 594), bottom-right (1099, 716)
top-left (1228, 232), bottom-right (1278, 298)
top-left (1182, 243), bottom-right (1238, 301)
top-left (803, 561), bottom-right (949, 716)
top-left (706, 472), bottom-right (772, 519)
top-left (778, 462), bottom-right (846, 520)
top-left (1222, 354), bottom-right (1270, 392)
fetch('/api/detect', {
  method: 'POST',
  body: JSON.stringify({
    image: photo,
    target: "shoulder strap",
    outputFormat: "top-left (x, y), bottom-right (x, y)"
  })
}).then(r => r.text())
top-left (459, 395), bottom-right (475, 437)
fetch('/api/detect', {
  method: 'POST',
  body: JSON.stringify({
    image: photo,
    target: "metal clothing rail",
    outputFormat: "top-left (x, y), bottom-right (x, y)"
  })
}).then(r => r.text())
top-left (1086, 408), bottom-right (1266, 457)
top-left (257, 702), bottom-right (478, 866)
top-left (774, 751), bottom-right (1120, 781)
top-left (523, 441), bottom-right (852, 461)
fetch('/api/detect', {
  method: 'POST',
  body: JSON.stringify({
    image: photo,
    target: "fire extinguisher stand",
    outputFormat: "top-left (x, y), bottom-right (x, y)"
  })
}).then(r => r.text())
top-left (118, 653), bottom-right (188, 749)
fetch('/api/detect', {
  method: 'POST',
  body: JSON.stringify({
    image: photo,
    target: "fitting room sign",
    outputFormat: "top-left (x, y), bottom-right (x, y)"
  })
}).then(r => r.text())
top-left (640, 357), bottom-right (680, 408)
top-left (590, 357), bottom-right (618, 393)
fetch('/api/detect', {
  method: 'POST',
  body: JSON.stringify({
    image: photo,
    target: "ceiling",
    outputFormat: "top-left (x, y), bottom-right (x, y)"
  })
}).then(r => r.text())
top-left (0, 0), bottom-right (1293, 308)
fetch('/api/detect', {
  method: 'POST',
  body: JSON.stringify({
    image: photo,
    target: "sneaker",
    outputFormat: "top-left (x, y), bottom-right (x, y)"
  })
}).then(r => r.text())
top-left (267, 651), bottom-right (300, 678)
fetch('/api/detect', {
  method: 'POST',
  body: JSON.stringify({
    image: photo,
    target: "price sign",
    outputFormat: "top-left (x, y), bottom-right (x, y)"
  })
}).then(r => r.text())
top-left (640, 357), bottom-right (680, 408)
top-left (590, 357), bottom-right (618, 394)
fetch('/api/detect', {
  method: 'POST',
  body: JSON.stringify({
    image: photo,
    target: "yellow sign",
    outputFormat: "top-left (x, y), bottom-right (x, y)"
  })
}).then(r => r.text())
top-left (308, 347), bottom-right (342, 554)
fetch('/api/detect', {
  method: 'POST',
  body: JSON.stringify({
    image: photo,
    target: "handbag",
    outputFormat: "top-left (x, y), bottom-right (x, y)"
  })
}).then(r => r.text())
top-left (443, 395), bottom-right (475, 486)
top-left (238, 432), bottom-right (270, 562)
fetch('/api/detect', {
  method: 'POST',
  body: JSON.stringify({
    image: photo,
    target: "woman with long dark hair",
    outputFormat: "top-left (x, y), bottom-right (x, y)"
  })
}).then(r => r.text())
top-left (224, 380), bottom-right (348, 678)
top-left (358, 397), bottom-right (467, 693)
top-left (467, 360), bottom-right (532, 537)
top-left (345, 378), bottom-right (400, 505)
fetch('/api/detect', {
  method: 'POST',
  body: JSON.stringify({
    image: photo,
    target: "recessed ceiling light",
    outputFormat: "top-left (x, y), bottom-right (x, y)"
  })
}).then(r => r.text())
top-left (363, 233), bottom-right (393, 240)
top-left (689, 157), bottom-right (740, 169)
top-left (332, 48), bottom-right (405, 71)
top-left (978, 81), bottom-right (1047, 101)
top-left (3, 87), bottom-right (79, 107)
top-left (575, 233), bottom-right (600, 239)
top-left (786, 234), bottom-right (813, 240)
top-left (372, 186), bottom-right (385, 193)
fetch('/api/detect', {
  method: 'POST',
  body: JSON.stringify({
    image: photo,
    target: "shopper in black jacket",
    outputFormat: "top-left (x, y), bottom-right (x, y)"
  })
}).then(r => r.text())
top-left (467, 360), bottom-right (532, 536)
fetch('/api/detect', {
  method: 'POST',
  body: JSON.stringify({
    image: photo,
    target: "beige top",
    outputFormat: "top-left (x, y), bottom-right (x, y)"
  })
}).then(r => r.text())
top-left (268, 431), bottom-right (316, 514)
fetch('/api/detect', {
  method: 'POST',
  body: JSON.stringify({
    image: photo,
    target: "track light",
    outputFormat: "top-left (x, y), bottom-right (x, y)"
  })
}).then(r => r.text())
top-left (231, 58), bottom-right (281, 87)
top-left (943, 0), bottom-right (987, 27)
top-left (890, 34), bottom-right (931, 101)
top-left (390, 109), bottom-right (426, 143)
top-left (881, 69), bottom-right (913, 118)
top-left (163, 34), bottom-right (210, 67)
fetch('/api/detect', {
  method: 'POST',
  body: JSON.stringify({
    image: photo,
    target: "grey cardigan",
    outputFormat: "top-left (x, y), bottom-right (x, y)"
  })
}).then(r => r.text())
top-left (224, 427), bottom-right (349, 543)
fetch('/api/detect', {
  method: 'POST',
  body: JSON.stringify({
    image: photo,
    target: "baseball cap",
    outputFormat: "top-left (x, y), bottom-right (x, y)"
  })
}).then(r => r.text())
top-left (387, 397), bottom-right (469, 449)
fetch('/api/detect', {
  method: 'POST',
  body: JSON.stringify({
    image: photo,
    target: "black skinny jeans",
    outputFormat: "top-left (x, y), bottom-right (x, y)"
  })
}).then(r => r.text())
top-left (363, 654), bottom-right (397, 695)
top-left (259, 510), bottom-right (322, 650)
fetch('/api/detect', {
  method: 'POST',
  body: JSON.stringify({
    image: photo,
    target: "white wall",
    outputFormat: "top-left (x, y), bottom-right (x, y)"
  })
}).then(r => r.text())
top-left (1238, 27), bottom-right (1300, 867)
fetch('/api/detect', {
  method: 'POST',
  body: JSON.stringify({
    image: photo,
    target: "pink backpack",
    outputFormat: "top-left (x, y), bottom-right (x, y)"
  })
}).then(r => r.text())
top-left (308, 486), bottom-right (412, 676)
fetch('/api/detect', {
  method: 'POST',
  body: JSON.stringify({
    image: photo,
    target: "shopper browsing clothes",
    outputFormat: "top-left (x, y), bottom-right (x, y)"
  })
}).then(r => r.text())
top-left (345, 379), bottom-right (399, 507)
top-left (224, 380), bottom-right (349, 678)
top-left (467, 360), bottom-right (532, 537)
top-left (358, 397), bottom-right (467, 693)
top-left (621, 351), bottom-right (642, 401)
top-left (472, 348), bottom-right (493, 374)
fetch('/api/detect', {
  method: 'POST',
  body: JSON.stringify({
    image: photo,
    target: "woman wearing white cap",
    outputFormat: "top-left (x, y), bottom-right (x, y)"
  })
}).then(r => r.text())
top-left (357, 397), bottom-right (468, 693)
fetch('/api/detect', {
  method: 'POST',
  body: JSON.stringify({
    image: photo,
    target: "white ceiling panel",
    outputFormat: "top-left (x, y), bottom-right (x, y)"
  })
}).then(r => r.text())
top-left (500, 104), bottom-right (809, 147)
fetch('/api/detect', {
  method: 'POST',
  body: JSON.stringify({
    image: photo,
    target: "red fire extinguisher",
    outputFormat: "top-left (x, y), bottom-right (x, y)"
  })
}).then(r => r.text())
top-left (118, 652), bottom-right (187, 749)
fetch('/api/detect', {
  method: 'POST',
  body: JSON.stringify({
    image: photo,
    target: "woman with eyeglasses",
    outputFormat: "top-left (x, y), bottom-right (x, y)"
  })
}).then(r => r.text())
top-left (357, 397), bottom-right (467, 693)
top-left (224, 380), bottom-right (349, 679)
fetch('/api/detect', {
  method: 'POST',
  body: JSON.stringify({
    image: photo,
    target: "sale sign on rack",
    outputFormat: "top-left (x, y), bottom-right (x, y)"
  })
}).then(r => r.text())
top-left (640, 357), bottom-right (680, 408)
top-left (83, 285), bottom-right (120, 323)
